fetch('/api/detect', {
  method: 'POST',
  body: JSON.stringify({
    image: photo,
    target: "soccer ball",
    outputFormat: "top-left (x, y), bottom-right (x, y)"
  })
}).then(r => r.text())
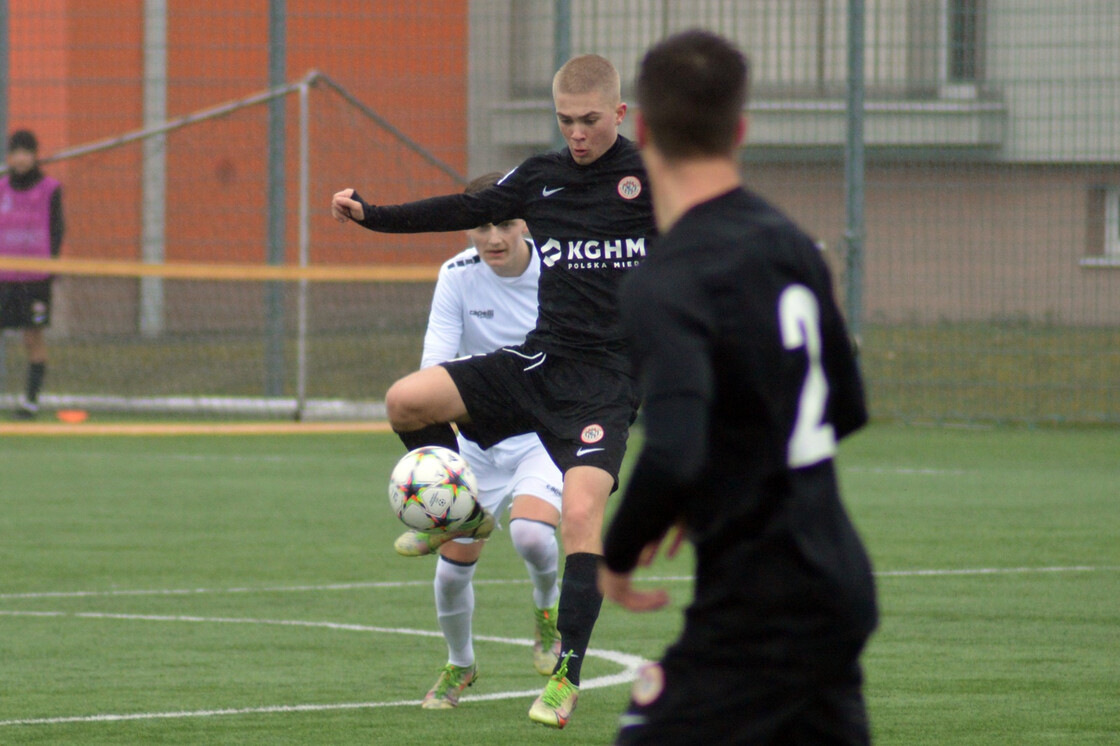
top-left (388, 446), bottom-right (479, 532)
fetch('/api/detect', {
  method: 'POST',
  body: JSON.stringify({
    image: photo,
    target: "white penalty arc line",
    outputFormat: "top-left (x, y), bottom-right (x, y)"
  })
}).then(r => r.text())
top-left (3, 565), bottom-right (1117, 601)
top-left (2, 565), bottom-right (1116, 727)
top-left (0, 611), bottom-right (645, 728)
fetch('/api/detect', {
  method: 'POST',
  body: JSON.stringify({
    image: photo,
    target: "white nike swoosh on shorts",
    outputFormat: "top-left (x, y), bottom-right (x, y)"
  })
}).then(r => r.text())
top-left (576, 447), bottom-right (605, 456)
top-left (502, 347), bottom-right (546, 371)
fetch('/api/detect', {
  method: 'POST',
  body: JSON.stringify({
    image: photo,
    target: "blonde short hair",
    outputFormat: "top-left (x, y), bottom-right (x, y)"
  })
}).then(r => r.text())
top-left (552, 54), bottom-right (621, 103)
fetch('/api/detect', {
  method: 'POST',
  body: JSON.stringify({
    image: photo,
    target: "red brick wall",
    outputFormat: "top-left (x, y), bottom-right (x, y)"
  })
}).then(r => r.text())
top-left (7, 0), bottom-right (469, 265)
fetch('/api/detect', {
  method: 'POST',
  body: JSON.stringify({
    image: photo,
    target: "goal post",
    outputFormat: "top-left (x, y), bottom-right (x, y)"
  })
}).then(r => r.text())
top-left (0, 72), bottom-right (463, 421)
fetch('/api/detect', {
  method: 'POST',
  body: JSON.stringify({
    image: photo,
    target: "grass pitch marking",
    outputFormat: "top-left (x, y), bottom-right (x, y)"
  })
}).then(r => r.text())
top-left (0, 610), bottom-right (645, 728)
top-left (844, 465), bottom-right (967, 476)
top-left (2, 565), bottom-right (1115, 727)
top-left (3, 565), bottom-right (1116, 602)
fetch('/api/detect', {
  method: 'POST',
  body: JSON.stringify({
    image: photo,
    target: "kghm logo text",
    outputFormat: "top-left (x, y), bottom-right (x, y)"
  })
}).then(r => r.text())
top-left (539, 237), bottom-right (646, 268)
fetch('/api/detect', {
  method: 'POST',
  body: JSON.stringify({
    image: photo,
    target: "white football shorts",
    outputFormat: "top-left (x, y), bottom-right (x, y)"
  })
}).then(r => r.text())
top-left (457, 431), bottom-right (564, 530)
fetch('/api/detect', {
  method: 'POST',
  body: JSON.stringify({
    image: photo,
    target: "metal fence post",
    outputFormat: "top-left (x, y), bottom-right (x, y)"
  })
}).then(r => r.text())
top-left (845, 0), bottom-right (866, 345)
top-left (552, 0), bottom-right (571, 152)
top-left (266, 0), bottom-right (287, 397)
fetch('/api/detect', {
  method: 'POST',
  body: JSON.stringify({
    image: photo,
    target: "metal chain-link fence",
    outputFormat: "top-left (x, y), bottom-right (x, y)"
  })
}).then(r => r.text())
top-left (2, 1), bottom-right (1116, 422)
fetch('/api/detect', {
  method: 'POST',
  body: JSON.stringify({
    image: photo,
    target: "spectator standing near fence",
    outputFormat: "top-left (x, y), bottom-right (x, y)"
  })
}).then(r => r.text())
top-left (599, 30), bottom-right (878, 744)
top-left (0, 130), bottom-right (64, 420)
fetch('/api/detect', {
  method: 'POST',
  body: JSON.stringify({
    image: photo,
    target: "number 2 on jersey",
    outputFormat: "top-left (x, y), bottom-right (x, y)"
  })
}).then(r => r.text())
top-left (779, 284), bottom-right (837, 468)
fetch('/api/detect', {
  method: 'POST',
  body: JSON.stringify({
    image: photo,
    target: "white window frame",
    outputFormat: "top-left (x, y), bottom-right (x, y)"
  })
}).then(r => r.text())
top-left (938, 0), bottom-right (982, 100)
top-left (1080, 186), bottom-right (1120, 268)
top-left (1106, 187), bottom-right (1120, 258)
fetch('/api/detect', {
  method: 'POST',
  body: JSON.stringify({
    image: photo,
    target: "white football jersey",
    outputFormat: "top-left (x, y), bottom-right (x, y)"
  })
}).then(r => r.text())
top-left (421, 239), bottom-right (564, 517)
top-left (421, 238), bottom-right (541, 368)
top-left (420, 237), bottom-right (562, 516)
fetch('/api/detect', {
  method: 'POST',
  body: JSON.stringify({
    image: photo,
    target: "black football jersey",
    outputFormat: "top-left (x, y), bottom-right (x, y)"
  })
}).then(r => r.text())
top-left (358, 136), bottom-right (654, 373)
top-left (605, 186), bottom-right (876, 663)
top-left (609, 186), bottom-right (869, 553)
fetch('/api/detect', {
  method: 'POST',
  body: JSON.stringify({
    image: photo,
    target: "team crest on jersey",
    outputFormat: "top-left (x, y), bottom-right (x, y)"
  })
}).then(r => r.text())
top-left (631, 662), bottom-right (665, 706)
top-left (580, 424), bottom-right (604, 444)
top-left (617, 175), bottom-right (642, 200)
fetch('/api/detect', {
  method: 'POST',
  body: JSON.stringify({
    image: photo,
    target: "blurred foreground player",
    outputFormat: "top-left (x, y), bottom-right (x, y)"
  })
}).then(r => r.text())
top-left (600, 29), bottom-right (878, 745)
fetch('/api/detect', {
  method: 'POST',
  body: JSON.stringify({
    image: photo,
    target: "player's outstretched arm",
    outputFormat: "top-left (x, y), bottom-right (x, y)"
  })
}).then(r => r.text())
top-left (331, 180), bottom-right (520, 235)
top-left (331, 188), bottom-right (365, 223)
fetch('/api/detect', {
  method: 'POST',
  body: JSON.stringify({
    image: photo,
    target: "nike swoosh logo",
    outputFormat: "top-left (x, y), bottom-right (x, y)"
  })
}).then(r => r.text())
top-left (542, 186), bottom-right (565, 197)
top-left (576, 447), bottom-right (604, 457)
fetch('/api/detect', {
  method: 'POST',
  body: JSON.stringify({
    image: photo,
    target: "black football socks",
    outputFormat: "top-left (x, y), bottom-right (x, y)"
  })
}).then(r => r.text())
top-left (555, 552), bottom-right (604, 686)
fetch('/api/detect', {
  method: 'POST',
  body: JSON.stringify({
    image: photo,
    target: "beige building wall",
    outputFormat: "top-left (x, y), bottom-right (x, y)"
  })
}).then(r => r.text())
top-left (466, 2), bottom-right (1120, 328)
top-left (749, 163), bottom-right (1120, 325)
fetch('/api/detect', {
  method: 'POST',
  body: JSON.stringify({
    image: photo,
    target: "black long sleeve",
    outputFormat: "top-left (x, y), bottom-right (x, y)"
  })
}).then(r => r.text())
top-left (353, 189), bottom-right (519, 235)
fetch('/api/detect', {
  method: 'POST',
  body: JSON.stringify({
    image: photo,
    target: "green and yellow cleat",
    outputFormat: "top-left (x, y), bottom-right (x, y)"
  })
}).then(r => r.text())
top-left (528, 651), bottom-right (579, 728)
top-left (421, 662), bottom-right (478, 710)
top-left (393, 507), bottom-right (496, 557)
top-left (532, 602), bottom-right (561, 675)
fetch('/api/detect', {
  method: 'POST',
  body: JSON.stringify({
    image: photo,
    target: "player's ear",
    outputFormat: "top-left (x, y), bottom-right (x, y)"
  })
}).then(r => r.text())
top-left (616, 101), bottom-right (628, 125)
top-left (736, 114), bottom-right (749, 146)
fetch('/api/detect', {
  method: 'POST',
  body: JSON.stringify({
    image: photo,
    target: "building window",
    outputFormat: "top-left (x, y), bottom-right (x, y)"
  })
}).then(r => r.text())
top-left (906, 0), bottom-right (987, 99)
top-left (940, 0), bottom-right (984, 98)
top-left (1106, 187), bottom-right (1120, 257)
top-left (1081, 186), bottom-right (1120, 268)
top-left (947, 0), bottom-right (983, 82)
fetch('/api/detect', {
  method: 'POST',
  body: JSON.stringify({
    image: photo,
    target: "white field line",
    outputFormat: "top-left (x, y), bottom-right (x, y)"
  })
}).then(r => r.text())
top-left (0, 611), bottom-right (644, 728)
top-left (874, 565), bottom-right (1113, 577)
top-left (844, 466), bottom-right (967, 475)
top-left (0, 580), bottom-right (436, 600)
top-left (3, 565), bottom-right (1117, 602)
top-left (2, 565), bottom-right (1115, 728)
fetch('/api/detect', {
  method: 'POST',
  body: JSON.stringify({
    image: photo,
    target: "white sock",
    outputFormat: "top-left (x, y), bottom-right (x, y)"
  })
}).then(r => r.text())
top-left (434, 556), bottom-right (476, 667)
top-left (510, 518), bottom-right (560, 610)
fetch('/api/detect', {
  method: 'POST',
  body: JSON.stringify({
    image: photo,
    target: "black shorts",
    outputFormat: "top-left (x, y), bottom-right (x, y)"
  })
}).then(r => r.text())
top-left (0, 279), bottom-right (52, 329)
top-left (614, 657), bottom-right (871, 746)
top-left (442, 343), bottom-right (640, 487)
